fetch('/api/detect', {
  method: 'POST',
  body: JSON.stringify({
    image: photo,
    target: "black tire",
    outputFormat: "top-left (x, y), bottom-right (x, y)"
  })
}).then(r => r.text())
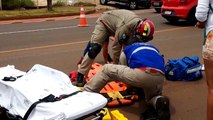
top-left (100, 0), bottom-right (108, 5)
top-left (165, 17), bottom-right (179, 24)
top-left (129, 1), bottom-right (138, 10)
top-left (144, 2), bottom-right (151, 9)
top-left (187, 8), bottom-right (197, 25)
top-left (155, 8), bottom-right (161, 13)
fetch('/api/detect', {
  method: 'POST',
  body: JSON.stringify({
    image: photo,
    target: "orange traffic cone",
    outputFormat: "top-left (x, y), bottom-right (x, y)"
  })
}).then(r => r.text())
top-left (78, 5), bottom-right (89, 27)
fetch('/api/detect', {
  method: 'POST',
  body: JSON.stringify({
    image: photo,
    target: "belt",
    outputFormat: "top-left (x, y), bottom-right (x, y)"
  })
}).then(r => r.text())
top-left (138, 67), bottom-right (164, 75)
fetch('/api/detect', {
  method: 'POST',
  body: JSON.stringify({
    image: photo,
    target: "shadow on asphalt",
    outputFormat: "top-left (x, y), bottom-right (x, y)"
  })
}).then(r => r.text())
top-left (163, 20), bottom-right (196, 27)
top-left (100, 2), bottom-right (149, 10)
top-left (150, 11), bottom-right (196, 27)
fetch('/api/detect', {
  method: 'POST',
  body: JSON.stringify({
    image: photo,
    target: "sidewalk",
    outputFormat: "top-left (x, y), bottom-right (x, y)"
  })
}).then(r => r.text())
top-left (0, 5), bottom-right (155, 25)
top-left (0, 5), bottom-right (116, 25)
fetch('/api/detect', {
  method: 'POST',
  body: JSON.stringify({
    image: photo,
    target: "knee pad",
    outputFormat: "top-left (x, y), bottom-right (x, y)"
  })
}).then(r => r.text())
top-left (83, 41), bottom-right (91, 56)
top-left (88, 43), bottom-right (102, 59)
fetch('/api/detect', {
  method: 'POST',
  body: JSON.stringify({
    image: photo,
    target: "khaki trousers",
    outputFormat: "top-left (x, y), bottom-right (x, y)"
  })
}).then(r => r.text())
top-left (84, 64), bottom-right (164, 105)
top-left (78, 19), bottom-right (110, 75)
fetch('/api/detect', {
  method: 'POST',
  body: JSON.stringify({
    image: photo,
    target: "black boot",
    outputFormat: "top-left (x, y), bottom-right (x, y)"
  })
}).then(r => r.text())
top-left (140, 106), bottom-right (158, 120)
top-left (76, 72), bottom-right (86, 87)
top-left (155, 96), bottom-right (170, 120)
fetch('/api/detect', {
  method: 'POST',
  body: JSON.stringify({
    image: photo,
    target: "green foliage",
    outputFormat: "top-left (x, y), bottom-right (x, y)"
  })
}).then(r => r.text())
top-left (2, 0), bottom-right (19, 10)
top-left (73, 2), bottom-right (96, 7)
top-left (20, 0), bottom-right (35, 8)
top-left (0, 6), bottom-right (96, 20)
top-left (2, 0), bottom-right (35, 10)
top-left (53, 0), bottom-right (66, 7)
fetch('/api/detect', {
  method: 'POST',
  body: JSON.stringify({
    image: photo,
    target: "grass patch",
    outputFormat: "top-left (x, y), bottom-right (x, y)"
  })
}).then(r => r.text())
top-left (0, 6), bottom-right (96, 20)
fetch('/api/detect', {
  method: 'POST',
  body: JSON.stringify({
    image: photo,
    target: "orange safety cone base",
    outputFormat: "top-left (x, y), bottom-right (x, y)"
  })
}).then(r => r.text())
top-left (78, 5), bottom-right (89, 27)
top-left (78, 24), bottom-right (89, 27)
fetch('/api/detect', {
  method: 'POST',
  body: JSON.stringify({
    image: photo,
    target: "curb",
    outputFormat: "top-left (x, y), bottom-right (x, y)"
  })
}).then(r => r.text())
top-left (0, 7), bottom-right (154, 25)
top-left (0, 5), bottom-right (116, 25)
top-left (0, 11), bottom-right (98, 25)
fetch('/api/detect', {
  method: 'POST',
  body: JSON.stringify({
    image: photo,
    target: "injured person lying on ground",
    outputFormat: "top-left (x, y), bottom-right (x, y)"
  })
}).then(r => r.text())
top-left (83, 37), bottom-right (171, 120)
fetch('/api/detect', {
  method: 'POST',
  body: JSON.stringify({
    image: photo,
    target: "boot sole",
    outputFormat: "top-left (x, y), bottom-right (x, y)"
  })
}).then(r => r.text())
top-left (156, 96), bottom-right (170, 120)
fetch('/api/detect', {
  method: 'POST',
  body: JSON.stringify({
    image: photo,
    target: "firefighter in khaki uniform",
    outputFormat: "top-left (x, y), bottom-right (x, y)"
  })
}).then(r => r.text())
top-left (76, 9), bottom-right (155, 87)
top-left (83, 40), bottom-right (170, 120)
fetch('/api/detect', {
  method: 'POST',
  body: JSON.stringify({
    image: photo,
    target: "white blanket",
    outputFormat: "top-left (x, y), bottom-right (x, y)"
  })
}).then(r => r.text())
top-left (0, 64), bottom-right (107, 120)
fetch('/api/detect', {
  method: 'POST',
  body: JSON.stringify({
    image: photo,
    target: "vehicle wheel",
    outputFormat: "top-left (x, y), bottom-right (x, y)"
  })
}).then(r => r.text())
top-left (165, 18), bottom-right (179, 24)
top-left (100, 0), bottom-right (108, 5)
top-left (129, 1), bottom-right (138, 10)
top-left (155, 8), bottom-right (161, 13)
top-left (187, 8), bottom-right (197, 25)
top-left (144, 2), bottom-right (151, 9)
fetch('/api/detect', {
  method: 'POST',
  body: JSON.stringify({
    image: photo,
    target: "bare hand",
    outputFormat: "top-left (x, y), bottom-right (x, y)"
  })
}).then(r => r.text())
top-left (195, 22), bottom-right (205, 29)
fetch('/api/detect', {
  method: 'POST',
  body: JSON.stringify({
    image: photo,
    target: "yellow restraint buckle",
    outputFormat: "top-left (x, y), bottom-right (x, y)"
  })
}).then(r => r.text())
top-left (107, 92), bottom-right (124, 100)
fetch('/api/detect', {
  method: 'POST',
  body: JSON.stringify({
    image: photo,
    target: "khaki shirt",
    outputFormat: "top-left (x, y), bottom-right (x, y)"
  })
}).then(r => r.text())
top-left (99, 9), bottom-right (141, 63)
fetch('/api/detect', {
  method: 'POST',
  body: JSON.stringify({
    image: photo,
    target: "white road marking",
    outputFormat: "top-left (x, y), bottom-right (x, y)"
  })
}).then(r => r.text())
top-left (0, 26), bottom-right (79, 35)
top-left (0, 26), bottom-right (191, 54)
top-left (0, 40), bottom-right (88, 54)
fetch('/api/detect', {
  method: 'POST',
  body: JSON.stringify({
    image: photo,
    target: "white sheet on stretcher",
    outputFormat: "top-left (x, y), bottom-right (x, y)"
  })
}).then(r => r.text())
top-left (0, 64), bottom-right (107, 120)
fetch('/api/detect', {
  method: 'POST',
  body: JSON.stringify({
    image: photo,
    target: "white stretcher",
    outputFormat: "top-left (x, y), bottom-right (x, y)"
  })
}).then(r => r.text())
top-left (0, 64), bottom-right (107, 120)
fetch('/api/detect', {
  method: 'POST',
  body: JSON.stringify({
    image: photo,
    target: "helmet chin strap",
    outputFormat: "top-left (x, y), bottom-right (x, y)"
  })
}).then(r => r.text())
top-left (124, 34), bottom-right (150, 45)
top-left (134, 20), bottom-right (142, 37)
top-left (135, 35), bottom-right (150, 43)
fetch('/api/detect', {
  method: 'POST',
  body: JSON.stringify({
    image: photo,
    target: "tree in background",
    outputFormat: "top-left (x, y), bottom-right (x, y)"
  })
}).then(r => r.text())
top-left (0, 0), bottom-right (2, 10)
top-left (47, 0), bottom-right (52, 11)
top-left (2, 0), bottom-right (34, 10)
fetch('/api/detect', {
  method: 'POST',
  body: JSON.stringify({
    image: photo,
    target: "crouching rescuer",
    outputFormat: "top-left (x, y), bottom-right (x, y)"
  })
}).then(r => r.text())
top-left (83, 36), bottom-right (170, 120)
top-left (76, 9), bottom-right (155, 87)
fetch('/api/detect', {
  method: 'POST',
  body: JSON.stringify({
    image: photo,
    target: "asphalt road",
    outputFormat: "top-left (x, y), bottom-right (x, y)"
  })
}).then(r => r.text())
top-left (0, 8), bottom-right (207, 120)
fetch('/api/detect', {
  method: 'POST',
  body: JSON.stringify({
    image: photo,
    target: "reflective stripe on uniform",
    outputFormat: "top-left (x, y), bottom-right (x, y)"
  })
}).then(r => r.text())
top-left (128, 46), bottom-right (159, 64)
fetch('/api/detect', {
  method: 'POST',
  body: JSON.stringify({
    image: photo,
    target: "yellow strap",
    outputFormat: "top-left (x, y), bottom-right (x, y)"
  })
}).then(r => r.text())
top-left (111, 110), bottom-right (128, 120)
top-left (101, 108), bottom-right (111, 120)
top-left (107, 92), bottom-right (124, 100)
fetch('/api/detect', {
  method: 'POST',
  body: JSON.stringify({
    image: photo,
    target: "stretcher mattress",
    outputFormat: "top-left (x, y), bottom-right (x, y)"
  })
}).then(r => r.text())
top-left (0, 64), bottom-right (107, 120)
